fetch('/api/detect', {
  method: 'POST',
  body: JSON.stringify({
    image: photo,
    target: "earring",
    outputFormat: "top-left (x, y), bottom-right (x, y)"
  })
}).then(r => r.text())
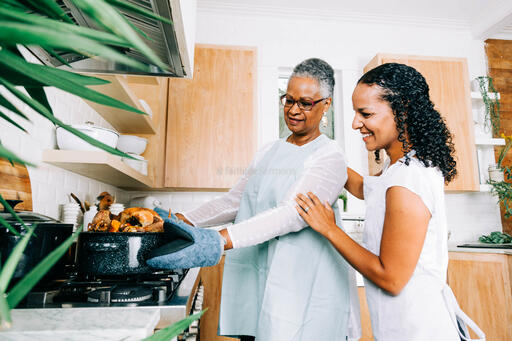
top-left (321, 112), bottom-right (328, 128)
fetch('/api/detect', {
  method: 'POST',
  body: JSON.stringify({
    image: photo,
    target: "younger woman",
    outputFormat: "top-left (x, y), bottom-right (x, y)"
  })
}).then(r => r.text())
top-left (295, 63), bottom-right (484, 340)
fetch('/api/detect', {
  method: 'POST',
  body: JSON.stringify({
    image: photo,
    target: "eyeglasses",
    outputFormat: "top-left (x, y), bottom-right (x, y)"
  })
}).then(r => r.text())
top-left (280, 94), bottom-right (326, 111)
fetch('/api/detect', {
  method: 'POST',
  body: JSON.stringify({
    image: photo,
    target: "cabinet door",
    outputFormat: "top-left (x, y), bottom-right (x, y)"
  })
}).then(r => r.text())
top-left (197, 257), bottom-right (238, 341)
top-left (448, 252), bottom-right (512, 341)
top-left (165, 45), bottom-right (257, 189)
top-left (364, 54), bottom-right (479, 191)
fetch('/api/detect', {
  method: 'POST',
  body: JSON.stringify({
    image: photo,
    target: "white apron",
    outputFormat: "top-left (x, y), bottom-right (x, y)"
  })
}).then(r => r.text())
top-left (363, 151), bottom-right (485, 341)
top-left (219, 136), bottom-right (352, 340)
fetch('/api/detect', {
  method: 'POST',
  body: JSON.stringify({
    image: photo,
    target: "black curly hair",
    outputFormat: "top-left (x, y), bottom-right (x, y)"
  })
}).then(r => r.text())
top-left (357, 63), bottom-right (457, 183)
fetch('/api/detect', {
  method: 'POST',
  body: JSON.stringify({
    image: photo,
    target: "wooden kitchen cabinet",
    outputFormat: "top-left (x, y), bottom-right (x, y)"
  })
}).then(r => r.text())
top-left (448, 251), bottom-right (512, 340)
top-left (364, 54), bottom-right (479, 191)
top-left (165, 45), bottom-right (257, 190)
top-left (196, 256), bottom-right (237, 341)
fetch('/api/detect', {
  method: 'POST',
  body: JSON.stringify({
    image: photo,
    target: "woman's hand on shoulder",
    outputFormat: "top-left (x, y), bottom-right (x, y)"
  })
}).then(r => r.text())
top-left (295, 192), bottom-right (338, 237)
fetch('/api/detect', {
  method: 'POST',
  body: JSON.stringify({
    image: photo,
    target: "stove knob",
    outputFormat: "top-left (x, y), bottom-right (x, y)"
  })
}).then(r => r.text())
top-left (156, 287), bottom-right (167, 302)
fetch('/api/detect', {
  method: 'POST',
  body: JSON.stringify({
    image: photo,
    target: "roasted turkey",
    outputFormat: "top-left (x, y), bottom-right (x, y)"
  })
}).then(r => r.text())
top-left (88, 207), bottom-right (164, 232)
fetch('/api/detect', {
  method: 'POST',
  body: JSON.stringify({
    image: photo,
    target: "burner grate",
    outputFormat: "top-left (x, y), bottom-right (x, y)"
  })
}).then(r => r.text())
top-left (88, 286), bottom-right (153, 303)
top-left (20, 269), bottom-right (188, 308)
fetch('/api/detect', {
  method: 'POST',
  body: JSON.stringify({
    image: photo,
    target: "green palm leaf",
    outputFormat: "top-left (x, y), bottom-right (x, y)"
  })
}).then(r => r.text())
top-left (40, 67), bottom-right (111, 86)
top-left (1, 67), bottom-right (45, 87)
top-left (0, 196), bottom-right (30, 232)
top-left (0, 109), bottom-right (27, 132)
top-left (72, 0), bottom-right (168, 70)
top-left (0, 95), bottom-right (29, 121)
top-left (0, 215), bottom-right (21, 237)
top-left (45, 47), bottom-right (71, 67)
top-left (0, 23), bottom-right (149, 71)
top-left (20, 0), bottom-right (74, 24)
top-left (0, 6), bottom-right (131, 48)
top-left (2, 0), bottom-right (26, 10)
top-left (25, 87), bottom-right (53, 115)
top-left (0, 49), bottom-right (145, 114)
top-left (0, 60), bottom-right (109, 88)
top-left (0, 224), bottom-right (35, 293)
top-left (0, 225), bottom-right (34, 294)
top-left (0, 295), bottom-right (11, 329)
top-left (6, 228), bottom-right (81, 308)
top-left (0, 143), bottom-right (34, 166)
top-left (143, 310), bottom-right (205, 341)
top-left (106, 0), bottom-right (172, 25)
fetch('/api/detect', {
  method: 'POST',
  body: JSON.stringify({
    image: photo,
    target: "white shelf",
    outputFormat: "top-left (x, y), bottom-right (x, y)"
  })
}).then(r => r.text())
top-left (475, 137), bottom-right (506, 146)
top-left (42, 149), bottom-right (153, 189)
top-left (471, 91), bottom-right (500, 100)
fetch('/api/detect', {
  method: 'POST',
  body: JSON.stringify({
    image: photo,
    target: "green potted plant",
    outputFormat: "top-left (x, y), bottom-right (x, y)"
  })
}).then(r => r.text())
top-left (488, 134), bottom-right (512, 218)
top-left (0, 1), bottom-right (201, 337)
top-left (474, 76), bottom-right (501, 136)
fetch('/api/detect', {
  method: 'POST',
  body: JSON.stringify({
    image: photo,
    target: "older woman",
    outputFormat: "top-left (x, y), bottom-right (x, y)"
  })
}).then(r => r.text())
top-left (162, 58), bottom-right (356, 340)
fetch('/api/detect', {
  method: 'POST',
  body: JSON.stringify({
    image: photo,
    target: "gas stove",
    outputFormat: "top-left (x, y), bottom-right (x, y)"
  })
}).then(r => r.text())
top-left (20, 269), bottom-right (188, 309)
top-left (8, 268), bottom-right (203, 340)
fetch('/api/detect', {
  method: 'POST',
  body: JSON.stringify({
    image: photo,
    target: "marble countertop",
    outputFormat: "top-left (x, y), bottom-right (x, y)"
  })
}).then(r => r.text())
top-left (0, 307), bottom-right (160, 341)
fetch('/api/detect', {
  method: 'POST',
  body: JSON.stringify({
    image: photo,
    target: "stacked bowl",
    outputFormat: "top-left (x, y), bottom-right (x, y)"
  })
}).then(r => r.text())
top-left (61, 203), bottom-right (80, 231)
top-left (117, 135), bottom-right (148, 175)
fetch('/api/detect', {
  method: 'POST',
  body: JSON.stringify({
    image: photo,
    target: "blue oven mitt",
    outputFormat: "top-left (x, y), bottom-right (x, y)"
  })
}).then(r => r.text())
top-left (146, 207), bottom-right (224, 270)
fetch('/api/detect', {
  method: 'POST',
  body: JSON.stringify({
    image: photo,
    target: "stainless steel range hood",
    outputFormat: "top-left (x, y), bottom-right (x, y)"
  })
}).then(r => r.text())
top-left (27, 0), bottom-right (192, 77)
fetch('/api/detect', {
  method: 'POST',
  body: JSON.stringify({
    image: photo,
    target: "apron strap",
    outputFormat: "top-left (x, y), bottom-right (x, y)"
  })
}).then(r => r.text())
top-left (442, 286), bottom-right (486, 341)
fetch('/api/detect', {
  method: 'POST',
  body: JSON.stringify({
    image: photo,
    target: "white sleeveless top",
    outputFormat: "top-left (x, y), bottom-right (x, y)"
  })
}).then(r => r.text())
top-left (363, 151), bottom-right (460, 340)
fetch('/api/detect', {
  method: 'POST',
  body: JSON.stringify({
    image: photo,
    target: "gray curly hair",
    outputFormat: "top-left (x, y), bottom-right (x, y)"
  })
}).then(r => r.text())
top-left (290, 58), bottom-right (335, 98)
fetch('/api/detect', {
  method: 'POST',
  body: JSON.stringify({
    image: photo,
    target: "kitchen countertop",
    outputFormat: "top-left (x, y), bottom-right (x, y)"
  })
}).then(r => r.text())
top-left (0, 307), bottom-right (160, 341)
top-left (449, 245), bottom-right (512, 255)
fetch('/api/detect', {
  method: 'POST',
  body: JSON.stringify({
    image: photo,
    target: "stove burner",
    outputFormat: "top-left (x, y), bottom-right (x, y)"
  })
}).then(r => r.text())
top-left (87, 286), bottom-right (153, 303)
top-left (20, 269), bottom-right (188, 308)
